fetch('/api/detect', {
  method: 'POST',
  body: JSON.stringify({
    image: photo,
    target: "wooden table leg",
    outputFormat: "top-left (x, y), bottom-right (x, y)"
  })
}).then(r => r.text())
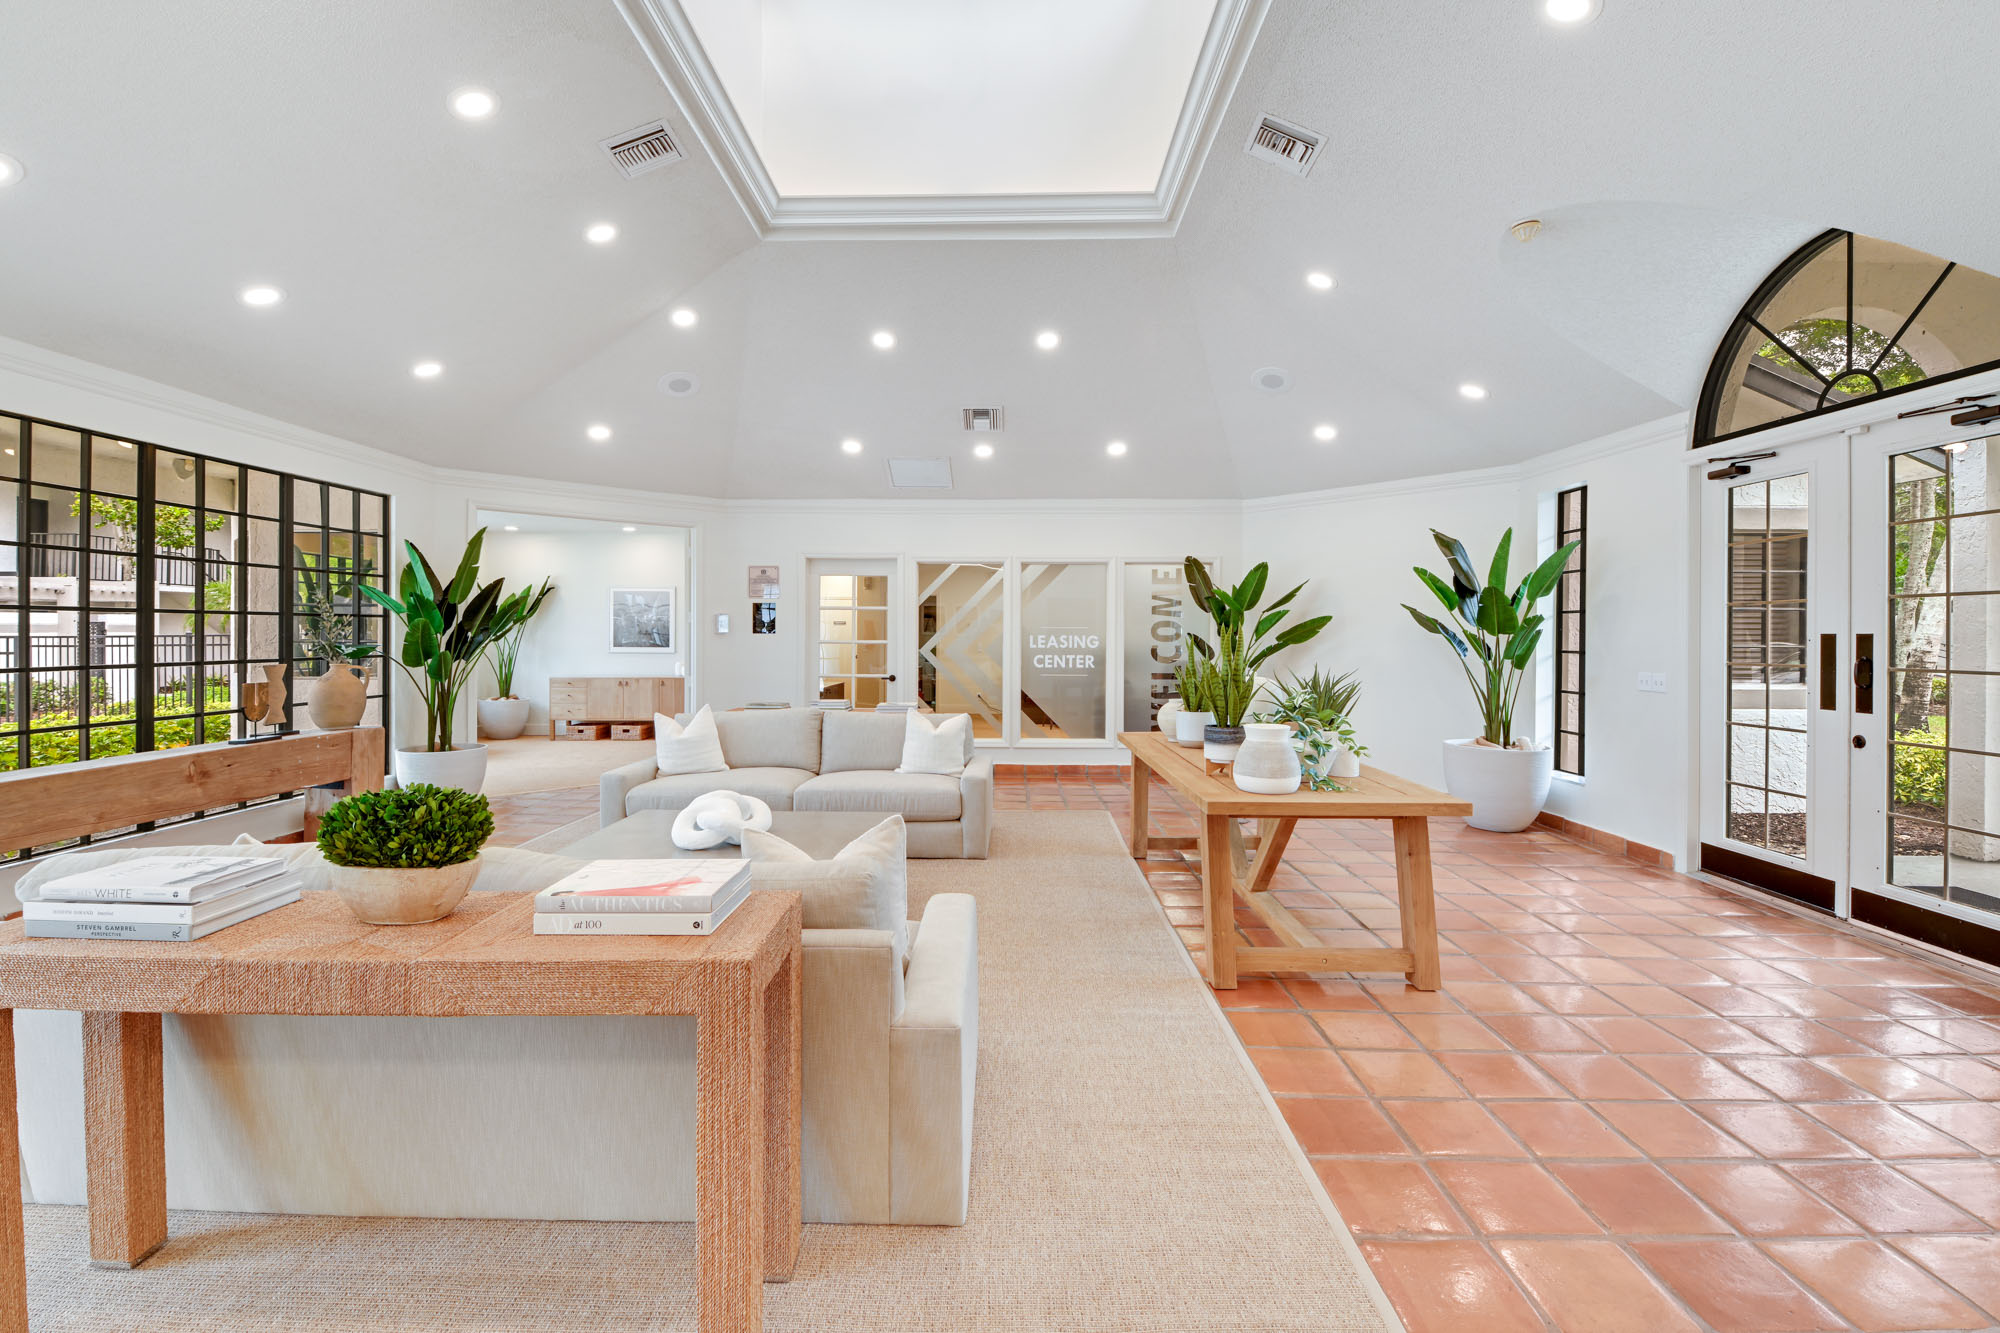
top-left (1128, 754), bottom-right (1152, 859)
top-left (762, 941), bottom-right (802, 1282)
top-left (1392, 818), bottom-right (1442, 991)
top-left (82, 1012), bottom-right (167, 1268)
top-left (1238, 818), bottom-right (1296, 896)
top-left (697, 983), bottom-right (765, 1332)
top-left (0, 1011), bottom-right (26, 1333)
top-left (1199, 813), bottom-right (1237, 989)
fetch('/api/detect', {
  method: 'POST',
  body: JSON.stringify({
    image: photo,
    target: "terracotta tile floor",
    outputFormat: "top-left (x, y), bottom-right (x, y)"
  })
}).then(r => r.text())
top-left (492, 768), bottom-right (2000, 1332)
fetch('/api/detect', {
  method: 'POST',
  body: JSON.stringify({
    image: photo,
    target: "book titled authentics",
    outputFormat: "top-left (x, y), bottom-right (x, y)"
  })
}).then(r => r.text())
top-left (532, 859), bottom-right (753, 936)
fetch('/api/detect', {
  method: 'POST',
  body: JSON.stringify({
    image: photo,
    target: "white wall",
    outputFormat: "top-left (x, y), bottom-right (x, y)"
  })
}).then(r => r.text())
top-left (477, 526), bottom-right (691, 729)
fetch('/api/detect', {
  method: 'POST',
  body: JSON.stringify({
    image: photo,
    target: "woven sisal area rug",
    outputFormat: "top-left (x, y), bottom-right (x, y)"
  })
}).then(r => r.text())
top-left (21, 811), bottom-right (1398, 1331)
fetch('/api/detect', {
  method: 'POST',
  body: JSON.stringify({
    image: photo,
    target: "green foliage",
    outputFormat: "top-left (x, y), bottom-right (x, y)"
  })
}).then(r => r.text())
top-left (1403, 527), bottom-right (1577, 746)
top-left (1893, 716), bottom-right (1947, 809)
top-left (1756, 317), bottom-right (1927, 394)
top-left (488, 577), bottom-right (554, 697)
top-left (315, 784), bottom-right (493, 869)
top-left (1174, 653), bottom-right (1211, 712)
top-left (71, 495), bottom-right (227, 551)
top-left (298, 581), bottom-right (377, 668)
top-left (1259, 670), bottom-right (1366, 792)
top-left (1278, 667), bottom-right (1361, 727)
top-left (1181, 558), bottom-right (1332, 726)
top-left (0, 708), bottom-right (229, 771)
top-left (185, 577), bottom-right (232, 634)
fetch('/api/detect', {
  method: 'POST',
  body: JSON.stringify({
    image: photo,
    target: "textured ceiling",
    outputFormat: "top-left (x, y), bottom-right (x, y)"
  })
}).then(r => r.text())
top-left (1, 1), bottom-right (1996, 500)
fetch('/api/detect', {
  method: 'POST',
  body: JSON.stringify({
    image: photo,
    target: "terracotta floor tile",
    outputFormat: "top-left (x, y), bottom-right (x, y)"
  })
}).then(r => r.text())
top-left (1905, 1101), bottom-right (2000, 1153)
top-left (1596, 1101), bottom-right (1758, 1159)
top-left (1650, 1015), bottom-right (1787, 1054)
top-left (1313, 1159), bottom-right (1467, 1237)
top-left (1724, 1056), bottom-right (1874, 1101)
top-left (1809, 1056), bottom-right (1966, 1101)
top-left (1632, 1240), bottom-right (1846, 1332)
top-left (1395, 1012), bottom-right (1507, 1050)
top-left (1211, 977), bottom-right (1298, 1009)
top-left (1904, 1054), bottom-right (2000, 1098)
top-left (1360, 1240), bottom-right (1546, 1333)
top-left (1275, 1096), bottom-right (1407, 1156)
top-left (1785, 1162), bottom-right (1985, 1233)
top-left (1763, 1238), bottom-right (1992, 1331)
top-left (1626, 1053), bottom-right (1777, 1100)
top-left (1803, 1102), bottom-right (1982, 1158)
top-left (1823, 1018), bottom-right (1968, 1055)
top-left (1246, 1045), bottom-right (1364, 1096)
top-left (1550, 1161), bottom-right (1731, 1235)
top-left (1696, 1103), bottom-right (1864, 1160)
top-left (1312, 1012), bottom-right (1419, 1050)
top-left (1380, 1098), bottom-right (1526, 1157)
top-left (1530, 1051), bottom-right (1672, 1100)
top-left (1434, 1050), bottom-right (1568, 1098)
top-left (1896, 1160), bottom-right (2000, 1228)
top-left (1891, 1236), bottom-right (2000, 1320)
top-left (1225, 1010), bottom-right (1326, 1048)
top-left (1667, 1163), bottom-right (1861, 1236)
top-left (1736, 1017), bottom-right (1879, 1056)
top-left (1570, 1014), bottom-right (1697, 1053)
top-left (1487, 1100), bottom-right (1643, 1159)
top-left (1343, 1050), bottom-right (1463, 1099)
top-left (1518, 983), bottom-right (1633, 1015)
top-left (1482, 1014), bottom-right (1602, 1051)
top-left (1556, 956), bottom-right (1658, 986)
top-left (1432, 1160), bottom-right (1601, 1234)
top-left (1496, 1239), bottom-right (1702, 1333)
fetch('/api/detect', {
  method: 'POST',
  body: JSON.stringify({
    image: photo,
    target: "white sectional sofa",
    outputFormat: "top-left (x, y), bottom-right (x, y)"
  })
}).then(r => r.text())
top-left (8, 822), bottom-right (978, 1226)
top-left (601, 708), bottom-right (993, 858)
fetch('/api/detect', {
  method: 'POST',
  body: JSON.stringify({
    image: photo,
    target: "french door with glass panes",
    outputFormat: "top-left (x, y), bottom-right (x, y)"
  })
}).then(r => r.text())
top-left (809, 560), bottom-right (899, 708)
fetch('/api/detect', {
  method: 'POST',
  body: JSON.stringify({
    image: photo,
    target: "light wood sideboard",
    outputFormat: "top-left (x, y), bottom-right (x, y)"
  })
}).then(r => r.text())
top-left (549, 676), bottom-right (686, 738)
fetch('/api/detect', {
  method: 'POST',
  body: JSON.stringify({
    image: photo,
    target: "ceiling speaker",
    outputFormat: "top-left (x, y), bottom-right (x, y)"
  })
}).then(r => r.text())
top-left (1252, 366), bottom-right (1292, 393)
top-left (657, 372), bottom-right (701, 397)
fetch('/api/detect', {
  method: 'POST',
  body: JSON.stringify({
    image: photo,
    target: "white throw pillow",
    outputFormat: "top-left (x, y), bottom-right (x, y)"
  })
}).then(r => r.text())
top-left (743, 816), bottom-right (908, 957)
top-left (654, 705), bottom-right (727, 775)
top-left (896, 711), bottom-right (970, 777)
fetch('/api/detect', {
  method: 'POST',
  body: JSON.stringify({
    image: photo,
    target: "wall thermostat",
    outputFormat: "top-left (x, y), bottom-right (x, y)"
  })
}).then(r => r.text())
top-left (715, 613), bottom-right (729, 633)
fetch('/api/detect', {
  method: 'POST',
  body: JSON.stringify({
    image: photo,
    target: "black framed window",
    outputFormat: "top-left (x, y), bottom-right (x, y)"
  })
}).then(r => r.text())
top-left (1, 409), bottom-right (390, 858)
top-left (1554, 486), bottom-right (1586, 776)
top-left (1695, 229), bottom-right (2000, 448)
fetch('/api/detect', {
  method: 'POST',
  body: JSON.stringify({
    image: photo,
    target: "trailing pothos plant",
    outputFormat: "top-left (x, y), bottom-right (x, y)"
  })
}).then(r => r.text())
top-left (1184, 557), bottom-right (1332, 726)
top-left (356, 529), bottom-right (548, 753)
top-left (1402, 528), bottom-right (1578, 748)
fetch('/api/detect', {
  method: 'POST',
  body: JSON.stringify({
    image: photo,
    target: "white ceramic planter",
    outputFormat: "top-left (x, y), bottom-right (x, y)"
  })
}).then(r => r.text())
top-left (1155, 698), bottom-right (1182, 737)
top-left (327, 857), bottom-right (481, 925)
top-left (1174, 710), bottom-right (1214, 748)
top-left (1233, 723), bottom-right (1302, 794)
top-left (477, 697), bottom-right (531, 740)
top-left (394, 743), bottom-right (489, 794)
top-left (1330, 747), bottom-right (1363, 779)
top-left (1203, 724), bottom-right (1245, 765)
top-left (1440, 739), bottom-right (1555, 832)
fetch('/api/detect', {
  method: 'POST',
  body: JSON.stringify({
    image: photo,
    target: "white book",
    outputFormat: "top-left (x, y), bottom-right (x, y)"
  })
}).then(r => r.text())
top-left (535, 859), bottom-right (751, 914)
top-left (532, 884), bottom-right (749, 936)
top-left (32, 855), bottom-right (288, 904)
top-left (23, 877), bottom-right (302, 927)
top-left (23, 889), bottom-right (301, 942)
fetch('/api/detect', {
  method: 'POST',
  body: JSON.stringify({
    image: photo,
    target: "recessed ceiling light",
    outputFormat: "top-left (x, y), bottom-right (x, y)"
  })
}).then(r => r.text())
top-left (871, 330), bottom-right (896, 351)
top-left (1106, 440), bottom-right (1128, 457)
top-left (238, 285), bottom-right (284, 308)
top-left (412, 361), bottom-right (443, 379)
top-left (586, 423), bottom-right (612, 442)
top-left (841, 438), bottom-right (863, 455)
top-left (584, 222), bottom-right (618, 245)
top-left (1542, 0), bottom-right (1602, 22)
top-left (622, 525), bottom-right (637, 532)
top-left (670, 307), bottom-right (697, 329)
top-left (1035, 330), bottom-right (1061, 351)
top-left (0, 154), bottom-right (22, 187)
top-left (449, 87), bottom-right (497, 120)
top-left (502, 524), bottom-right (519, 532)
top-left (1313, 423), bottom-right (1338, 442)
top-left (1305, 270), bottom-right (1335, 292)
top-left (1458, 383), bottom-right (1488, 400)
top-left (972, 442), bottom-right (994, 459)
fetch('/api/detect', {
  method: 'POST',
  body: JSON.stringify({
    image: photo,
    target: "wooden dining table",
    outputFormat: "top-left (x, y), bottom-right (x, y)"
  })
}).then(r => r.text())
top-left (1122, 729), bottom-right (1471, 990)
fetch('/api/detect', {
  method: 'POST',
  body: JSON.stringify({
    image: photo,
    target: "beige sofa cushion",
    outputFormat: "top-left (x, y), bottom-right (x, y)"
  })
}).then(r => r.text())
top-left (819, 712), bottom-right (909, 773)
top-left (715, 708), bottom-right (822, 772)
top-left (793, 770), bottom-right (962, 822)
top-left (625, 767), bottom-right (815, 813)
top-left (743, 815), bottom-right (907, 956)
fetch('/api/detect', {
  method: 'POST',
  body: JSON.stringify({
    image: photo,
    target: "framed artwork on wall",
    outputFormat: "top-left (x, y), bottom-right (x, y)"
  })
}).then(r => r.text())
top-left (609, 587), bottom-right (676, 652)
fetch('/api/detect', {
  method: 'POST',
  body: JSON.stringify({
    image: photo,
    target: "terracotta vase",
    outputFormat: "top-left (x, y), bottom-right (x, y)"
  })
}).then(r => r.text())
top-left (307, 663), bottom-right (368, 730)
top-left (327, 856), bottom-right (481, 925)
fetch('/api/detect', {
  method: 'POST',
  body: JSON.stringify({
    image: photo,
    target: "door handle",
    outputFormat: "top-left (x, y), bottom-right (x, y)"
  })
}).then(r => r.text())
top-left (887, 673), bottom-right (897, 683)
top-left (1853, 633), bottom-right (1874, 715)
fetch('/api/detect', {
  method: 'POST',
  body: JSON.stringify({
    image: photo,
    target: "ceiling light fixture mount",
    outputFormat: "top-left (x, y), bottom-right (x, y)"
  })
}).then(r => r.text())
top-left (1509, 218), bottom-right (1544, 243)
top-left (0, 154), bottom-right (24, 187)
top-left (412, 361), bottom-right (444, 380)
top-left (449, 87), bottom-right (497, 120)
top-left (1459, 382), bottom-right (1488, 400)
top-left (1542, 0), bottom-right (1603, 23)
top-left (871, 330), bottom-right (897, 351)
top-left (238, 285), bottom-right (284, 308)
top-left (670, 307), bottom-right (698, 328)
top-left (1253, 366), bottom-right (1293, 394)
top-left (585, 222), bottom-right (618, 245)
top-left (658, 371), bottom-right (700, 397)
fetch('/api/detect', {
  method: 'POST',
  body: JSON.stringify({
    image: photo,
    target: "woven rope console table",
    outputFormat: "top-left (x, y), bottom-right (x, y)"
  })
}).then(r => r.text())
top-left (0, 888), bottom-right (803, 1333)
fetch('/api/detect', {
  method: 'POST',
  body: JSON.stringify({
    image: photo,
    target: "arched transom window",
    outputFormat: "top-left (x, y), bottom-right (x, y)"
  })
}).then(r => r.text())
top-left (1695, 229), bottom-right (2000, 447)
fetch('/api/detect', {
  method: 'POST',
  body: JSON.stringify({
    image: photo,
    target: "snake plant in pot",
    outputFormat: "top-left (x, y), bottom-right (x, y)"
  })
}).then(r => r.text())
top-left (1184, 556), bottom-right (1332, 763)
top-left (1403, 527), bottom-right (1578, 831)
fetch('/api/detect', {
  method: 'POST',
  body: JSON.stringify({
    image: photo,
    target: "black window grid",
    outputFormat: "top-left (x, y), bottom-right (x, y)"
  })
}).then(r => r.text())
top-left (1554, 486), bottom-right (1586, 776)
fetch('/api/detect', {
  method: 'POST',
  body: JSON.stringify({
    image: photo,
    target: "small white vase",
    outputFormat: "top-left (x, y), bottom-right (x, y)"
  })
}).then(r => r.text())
top-left (1174, 710), bottom-right (1214, 748)
top-left (1331, 747), bottom-right (1363, 778)
top-left (477, 696), bottom-right (531, 740)
top-left (1155, 698), bottom-right (1182, 736)
top-left (1233, 723), bottom-right (1302, 794)
top-left (395, 743), bottom-right (489, 794)
top-left (1440, 739), bottom-right (1555, 832)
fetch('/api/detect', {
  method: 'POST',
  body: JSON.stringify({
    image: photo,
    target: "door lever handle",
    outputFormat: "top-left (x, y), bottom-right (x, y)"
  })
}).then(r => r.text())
top-left (1853, 633), bottom-right (1874, 715)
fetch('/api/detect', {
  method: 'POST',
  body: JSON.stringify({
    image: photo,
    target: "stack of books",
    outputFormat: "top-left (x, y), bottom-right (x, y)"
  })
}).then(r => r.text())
top-left (533, 860), bottom-right (752, 936)
top-left (743, 701), bottom-right (792, 710)
top-left (814, 698), bottom-right (854, 711)
top-left (875, 701), bottom-right (918, 713)
top-left (21, 855), bottom-right (303, 941)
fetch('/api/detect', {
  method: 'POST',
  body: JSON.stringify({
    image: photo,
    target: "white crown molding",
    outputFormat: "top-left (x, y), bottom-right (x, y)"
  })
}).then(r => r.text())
top-left (1241, 462), bottom-right (1526, 514)
top-left (1516, 411), bottom-right (1690, 476)
top-left (432, 464), bottom-right (730, 518)
top-left (615, 0), bottom-right (1270, 241)
top-left (723, 495), bottom-right (1244, 520)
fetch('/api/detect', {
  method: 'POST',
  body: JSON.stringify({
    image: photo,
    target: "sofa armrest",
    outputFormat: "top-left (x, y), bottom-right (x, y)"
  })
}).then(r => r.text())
top-left (599, 756), bottom-right (659, 827)
top-left (958, 755), bottom-right (993, 858)
top-left (890, 892), bottom-right (977, 1224)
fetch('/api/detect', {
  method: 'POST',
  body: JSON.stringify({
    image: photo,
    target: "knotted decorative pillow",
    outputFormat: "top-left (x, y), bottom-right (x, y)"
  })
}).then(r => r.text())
top-left (669, 790), bottom-right (774, 849)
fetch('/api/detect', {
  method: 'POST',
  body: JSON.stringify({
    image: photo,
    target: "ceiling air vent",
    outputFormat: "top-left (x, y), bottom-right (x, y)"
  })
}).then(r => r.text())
top-left (601, 121), bottom-right (684, 180)
top-left (887, 458), bottom-right (953, 490)
top-left (961, 407), bottom-right (1004, 432)
top-left (657, 371), bottom-right (701, 397)
top-left (1245, 116), bottom-right (1321, 177)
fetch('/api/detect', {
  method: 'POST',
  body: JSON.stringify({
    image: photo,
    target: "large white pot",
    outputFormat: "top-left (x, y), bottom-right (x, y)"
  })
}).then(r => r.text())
top-left (1174, 710), bottom-right (1214, 748)
top-left (395, 743), bottom-right (489, 794)
top-left (477, 697), bottom-right (531, 740)
top-left (1440, 739), bottom-right (1555, 832)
